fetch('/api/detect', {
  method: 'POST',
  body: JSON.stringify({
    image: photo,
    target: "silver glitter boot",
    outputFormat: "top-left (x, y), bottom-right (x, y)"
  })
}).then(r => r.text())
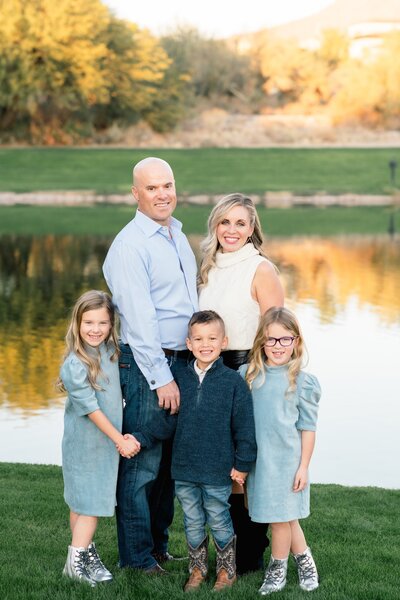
top-left (62, 545), bottom-right (96, 586)
top-left (86, 542), bottom-right (113, 582)
top-left (292, 546), bottom-right (319, 591)
top-left (259, 556), bottom-right (288, 595)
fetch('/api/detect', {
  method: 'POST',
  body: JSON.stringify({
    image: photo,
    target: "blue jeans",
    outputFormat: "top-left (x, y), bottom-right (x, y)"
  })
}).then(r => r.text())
top-left (116, 343), bottom-right (179, 569)
top-left (175, 481), bottom-right (234, 549)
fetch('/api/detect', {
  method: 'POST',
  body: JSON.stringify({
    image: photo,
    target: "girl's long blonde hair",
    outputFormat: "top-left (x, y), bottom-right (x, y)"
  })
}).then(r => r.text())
top-left (57, 290), bottom-right (119, 392)
top-left (245, 307), bottom-right (307, 393)
top-left (198, 193), bottom-right (269, 288)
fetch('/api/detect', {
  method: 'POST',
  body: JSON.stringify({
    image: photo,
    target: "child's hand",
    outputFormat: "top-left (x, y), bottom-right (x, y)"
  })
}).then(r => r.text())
top-left (293, 465), bottom-right (308, 492)
top-left (230, 468), bottom-right (248, 486)
top-left (116, 434), bottom-right (141, 458)
top-left (123, 433), bottom-right (141, 455)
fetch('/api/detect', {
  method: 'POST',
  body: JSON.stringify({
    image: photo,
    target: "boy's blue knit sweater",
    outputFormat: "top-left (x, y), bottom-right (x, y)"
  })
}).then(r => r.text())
top-left (134, 357), bottom-right (257, 486)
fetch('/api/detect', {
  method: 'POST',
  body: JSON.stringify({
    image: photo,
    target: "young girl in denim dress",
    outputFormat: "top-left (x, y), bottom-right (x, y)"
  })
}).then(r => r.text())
top-left (58, 290), bottom-right (140, 586)
top-left (239, 307), bottom-right (321, 595)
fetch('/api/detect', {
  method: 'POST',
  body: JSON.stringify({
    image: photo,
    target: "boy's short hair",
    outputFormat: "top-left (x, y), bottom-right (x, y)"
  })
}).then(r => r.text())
top-left (188, 310), bottom-right (225, 336)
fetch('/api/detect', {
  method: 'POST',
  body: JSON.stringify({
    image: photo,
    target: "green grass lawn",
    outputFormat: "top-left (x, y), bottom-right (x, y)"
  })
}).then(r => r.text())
top-left (0, 147), bottom-right (399, 195)
top-left (0, 463), bottom-right (398, 600)
top-left (0, 205), bottom-right (397, 237)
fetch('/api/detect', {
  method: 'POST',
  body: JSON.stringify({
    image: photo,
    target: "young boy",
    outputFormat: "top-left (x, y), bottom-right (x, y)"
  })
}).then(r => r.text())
top-left (131, 310), bottom-right (256, 592)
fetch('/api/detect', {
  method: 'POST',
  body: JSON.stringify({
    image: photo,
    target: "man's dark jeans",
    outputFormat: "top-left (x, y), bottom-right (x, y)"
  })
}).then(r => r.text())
top-left (116, 343), bottom-right (178, 569)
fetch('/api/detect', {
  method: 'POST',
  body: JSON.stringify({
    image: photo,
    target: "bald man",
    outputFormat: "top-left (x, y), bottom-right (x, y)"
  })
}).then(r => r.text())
top-left (103, 157), bottom-right (198, 572)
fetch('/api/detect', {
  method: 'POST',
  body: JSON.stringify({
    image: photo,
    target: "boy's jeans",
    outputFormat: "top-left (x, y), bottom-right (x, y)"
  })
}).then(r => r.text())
top-left (175, 480), bottom-right (234, 549)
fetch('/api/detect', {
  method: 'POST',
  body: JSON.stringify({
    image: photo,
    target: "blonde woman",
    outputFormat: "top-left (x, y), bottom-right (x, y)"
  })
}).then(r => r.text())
top-left (240, 307), bottom-right (320, 594)
top-left (198, 193), bottom-right (284, 574)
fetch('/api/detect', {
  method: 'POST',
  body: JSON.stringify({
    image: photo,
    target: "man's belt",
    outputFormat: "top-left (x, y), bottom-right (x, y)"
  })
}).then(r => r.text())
top-left (162, 348), bottom-right (191, 359)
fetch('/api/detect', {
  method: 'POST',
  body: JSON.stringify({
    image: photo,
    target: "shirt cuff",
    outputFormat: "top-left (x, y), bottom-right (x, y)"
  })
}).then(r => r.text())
top-left (132, 431), bottom-right (151, 448)
top-left (234, 459), bottom-right (254, 473)
top-left (296, 421), bottom-right (317, 431)
top-left (145, 363), bottom-right (174, 390)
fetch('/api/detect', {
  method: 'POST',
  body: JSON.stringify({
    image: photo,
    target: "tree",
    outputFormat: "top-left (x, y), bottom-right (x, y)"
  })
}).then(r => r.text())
top-left (161, 27), bottom-right (258, 112)
top-left (91, 18), bottom-right (172, 130)
top-left (0, 0), bottom-right (111, 141)
top-left (317, 29), bottom-right (349, 69)
top-left (253, 34), bottom-right (329, 109)
top-left (330, 32), bottom-right (400, 127)
top-left (0, 0), bottom-right (174, 141)
top-left (374, 32), bottom-right (400, 126)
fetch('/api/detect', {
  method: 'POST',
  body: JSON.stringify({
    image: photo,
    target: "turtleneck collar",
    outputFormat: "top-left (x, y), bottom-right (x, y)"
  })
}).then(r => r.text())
top-left (265, 362), bottom-right (289, 373)
top-left (83, 341), bottom-right (106, 358)
top-left (215, 242), bottom-right (260, 268)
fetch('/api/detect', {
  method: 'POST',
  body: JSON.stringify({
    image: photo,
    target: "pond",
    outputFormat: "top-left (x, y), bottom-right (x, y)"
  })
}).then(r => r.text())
top-left (0, 233), bottom-right (399, 489)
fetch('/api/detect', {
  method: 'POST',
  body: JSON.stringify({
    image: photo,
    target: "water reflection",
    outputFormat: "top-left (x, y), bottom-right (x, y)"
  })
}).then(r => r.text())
top-left (268, 236), bottom-right (400, 324)
top-left (0, 235), bottom-right (110, 412)
top-left (0, 234), bottom-right (399, 487)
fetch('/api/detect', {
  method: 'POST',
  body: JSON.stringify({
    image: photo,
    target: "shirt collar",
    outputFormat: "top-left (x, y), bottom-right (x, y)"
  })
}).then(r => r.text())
top-left (134, 209), bottom-right (183, 238)
top-left (194, 360), bottom-right (216, 377)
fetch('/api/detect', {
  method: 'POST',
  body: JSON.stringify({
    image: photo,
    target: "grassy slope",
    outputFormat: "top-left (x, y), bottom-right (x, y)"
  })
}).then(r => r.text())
top-left (0, 147), bottom-right (399, 194)
top-left (0, 205), bottom-right (396, 237)
top-left (0, 463), bottom-right (399, 600)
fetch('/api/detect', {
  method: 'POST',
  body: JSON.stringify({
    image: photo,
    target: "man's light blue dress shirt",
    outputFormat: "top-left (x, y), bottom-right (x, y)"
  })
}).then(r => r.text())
top-left (103, 210), bottom-right (198, 390)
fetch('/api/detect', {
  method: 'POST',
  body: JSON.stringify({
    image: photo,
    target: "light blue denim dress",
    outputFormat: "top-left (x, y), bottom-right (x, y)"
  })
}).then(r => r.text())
top-left (239, 364), bottom-right (321, 523)
top-left (61, 343), bottom-right (122, 517)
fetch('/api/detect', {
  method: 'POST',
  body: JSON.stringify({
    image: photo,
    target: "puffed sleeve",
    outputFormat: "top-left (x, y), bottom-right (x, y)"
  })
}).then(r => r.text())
top-left (296, 372), bottom-right (321, 431)
top-left (60, 356), bottom-right (99, 416)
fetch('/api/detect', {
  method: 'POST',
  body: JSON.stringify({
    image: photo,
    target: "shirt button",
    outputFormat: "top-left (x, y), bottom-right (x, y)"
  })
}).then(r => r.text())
top-left (151, 380), bottom-right (155, 385)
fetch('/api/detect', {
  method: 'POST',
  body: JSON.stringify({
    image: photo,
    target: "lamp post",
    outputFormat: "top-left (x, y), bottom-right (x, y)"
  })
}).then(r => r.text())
top-left (389, 159), bottom-right (398, 187)
top-left (388, 160), bottom-right (399, 237)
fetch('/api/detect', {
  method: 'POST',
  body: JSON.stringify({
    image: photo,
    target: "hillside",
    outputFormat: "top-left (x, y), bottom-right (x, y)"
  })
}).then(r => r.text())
top-left (270, 0), bottom-right (400, 40)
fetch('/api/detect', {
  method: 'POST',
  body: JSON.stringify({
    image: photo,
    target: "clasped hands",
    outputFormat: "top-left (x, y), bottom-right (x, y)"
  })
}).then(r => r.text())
top-left (230, 467), bottom-right (248, 486)
top-left (116, 433), bottom-right (141, 459)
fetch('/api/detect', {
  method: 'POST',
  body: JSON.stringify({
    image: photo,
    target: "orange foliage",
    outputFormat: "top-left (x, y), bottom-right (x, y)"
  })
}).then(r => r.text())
top-left (266, 237), bottom-right (400, 323)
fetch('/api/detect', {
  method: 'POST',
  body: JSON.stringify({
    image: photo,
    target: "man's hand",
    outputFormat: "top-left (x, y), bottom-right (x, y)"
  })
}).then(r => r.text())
top-left (156, 380), bottom-right (180, 414)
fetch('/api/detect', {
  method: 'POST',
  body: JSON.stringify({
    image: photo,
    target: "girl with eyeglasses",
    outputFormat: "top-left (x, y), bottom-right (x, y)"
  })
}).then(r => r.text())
top-left (239, 307), bottom-right (321, 595)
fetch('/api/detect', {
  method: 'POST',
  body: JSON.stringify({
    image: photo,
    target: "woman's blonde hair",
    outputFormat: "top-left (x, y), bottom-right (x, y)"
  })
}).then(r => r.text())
top-left (245, 307), bottom-right (307, 393)
top-left (57, 290), bottom-right (119, 392)
top-left (198, 193), bottom-right (268, 288)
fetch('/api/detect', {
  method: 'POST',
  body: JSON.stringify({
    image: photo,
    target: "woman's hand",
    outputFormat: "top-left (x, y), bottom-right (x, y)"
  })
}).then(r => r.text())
top-left (293, 465), bottom-right (308, 492)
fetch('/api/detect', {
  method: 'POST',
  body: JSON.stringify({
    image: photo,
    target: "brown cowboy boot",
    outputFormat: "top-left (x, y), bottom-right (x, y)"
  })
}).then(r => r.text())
top-left (184, 536), bottom-right (208, 592)
top-left (213, 536), bottom-right (237, 591)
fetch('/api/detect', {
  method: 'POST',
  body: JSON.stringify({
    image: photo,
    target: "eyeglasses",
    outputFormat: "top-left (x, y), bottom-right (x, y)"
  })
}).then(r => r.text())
top-left (264, 336), bottom-right (298, 347)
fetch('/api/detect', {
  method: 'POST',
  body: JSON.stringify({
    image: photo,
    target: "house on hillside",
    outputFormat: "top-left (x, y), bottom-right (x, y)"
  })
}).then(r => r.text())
top-left (268, 0), bottom-right (400, 60)
top-left (299, 19), bottom-right (400, 58)
top-left (348, 21), bottom-right (400, 58)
